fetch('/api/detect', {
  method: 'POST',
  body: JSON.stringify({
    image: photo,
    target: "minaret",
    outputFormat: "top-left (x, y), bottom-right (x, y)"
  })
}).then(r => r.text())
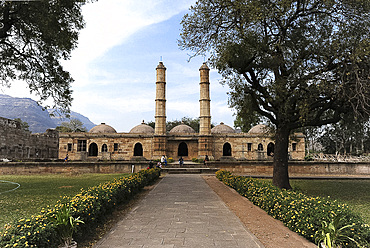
top-left (199, 62), bottom-right (211, 135)
top-left (198, 62), bottom-right (212, 159)
top-left (155, 61), bottom-right (166, 135)
top-left (153, 61), bottom-right (167, 159)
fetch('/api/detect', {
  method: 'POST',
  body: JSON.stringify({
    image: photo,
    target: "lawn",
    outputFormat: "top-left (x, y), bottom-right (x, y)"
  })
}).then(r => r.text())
top-left (0, 173), bottom-right (129, 230)
top-left (290, 179), bottom-right (370, 224)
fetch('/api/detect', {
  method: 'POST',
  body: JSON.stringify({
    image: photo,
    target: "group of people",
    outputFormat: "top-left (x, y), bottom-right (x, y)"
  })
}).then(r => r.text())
top-left (148, 155), bottom-right (168, 169)
top-left (148, 155), bottom-right (210, 169)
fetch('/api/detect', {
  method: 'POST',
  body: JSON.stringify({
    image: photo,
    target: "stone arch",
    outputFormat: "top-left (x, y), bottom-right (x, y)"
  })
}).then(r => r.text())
top-left (267, 142), bottom-right (274, 156)
top-left (88, 143), bottom-right (98, 156)
top-left (223, 142), bottom-right (232, 156)
top-left (134, 143), bottom-right (143, 156)
top-left (178, 142), bottom-right (188, 157)
top-left (101, 144), bottom-right (108, 153)
top-left (258, 143), bottom-right (263, 151)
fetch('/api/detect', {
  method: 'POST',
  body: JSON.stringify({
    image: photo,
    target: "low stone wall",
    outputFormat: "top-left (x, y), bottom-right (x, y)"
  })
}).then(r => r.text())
top-left (0, 161), bottom-right (369, 176)
top-left (207, 161), bottom-right (370, 176)
top-left (0, 161), bottom-right (149, 175)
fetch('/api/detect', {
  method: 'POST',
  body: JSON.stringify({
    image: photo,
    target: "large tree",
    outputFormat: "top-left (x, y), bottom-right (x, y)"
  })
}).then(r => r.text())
top-left (0, 1), bottom-right (91, 112)
top-left (179, 0), bottom-right (370, 189)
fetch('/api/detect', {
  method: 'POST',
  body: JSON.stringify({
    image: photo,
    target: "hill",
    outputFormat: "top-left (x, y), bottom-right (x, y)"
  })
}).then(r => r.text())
top-left (0, 94), bottom-right (95, 133)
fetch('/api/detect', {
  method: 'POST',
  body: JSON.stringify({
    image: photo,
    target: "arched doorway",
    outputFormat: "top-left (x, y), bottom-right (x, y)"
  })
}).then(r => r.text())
top-left (267, 142), bottom-right (274, 156)
top-left (178, 142), bottom-right (188, 156)
top-left (134, 143), bottom-right (143, 156)
top-left (101, 144), bottom-right (108, 152)
top-left (88, 143), bottom-right (98, 156)
top-left (258, 143), bottom-right (263, 151)
top-left (223, 143), bottom-right (232, 156)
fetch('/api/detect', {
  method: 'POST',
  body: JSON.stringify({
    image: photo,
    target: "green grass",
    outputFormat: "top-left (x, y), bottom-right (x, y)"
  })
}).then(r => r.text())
top-left (0, 173), bottom-right (129, 230)
top-left (290, 179), bottom-right (370, 224)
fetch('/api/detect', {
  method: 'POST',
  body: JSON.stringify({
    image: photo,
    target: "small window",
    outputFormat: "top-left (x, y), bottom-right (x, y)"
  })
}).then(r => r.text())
top-left (77, 140), bottom-right (87, 152)
top-left (114, 143), bottom-right (119, 152)
top-left (247, 143), bottom-right (252, 151)
top-left (292, 143), bottom-right (297, 151)
top-left (102, 144), bottom-right (108, 152)
top-left (67, 143), bottom-right (72, 152)
top-left (258, 143), bottom-right (263, 151)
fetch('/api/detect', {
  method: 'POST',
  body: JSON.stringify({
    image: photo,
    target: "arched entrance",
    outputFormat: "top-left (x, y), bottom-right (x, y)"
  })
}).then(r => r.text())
top-left (267, 142), bottom-right (274, 156)
top-left (223, 142), bottom-right (232, 156)
top-left (88, 143), bottom-right (98, 156)
top-left (178, 142), bottom-right (188, 157)
top-left (134, 143), bottom-right (143, 156)
top-left (101, 144), bottom-right (108, 152)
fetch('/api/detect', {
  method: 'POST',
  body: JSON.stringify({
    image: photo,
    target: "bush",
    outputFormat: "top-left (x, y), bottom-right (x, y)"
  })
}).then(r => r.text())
top-left (215, 170), bottom-right (370, 247)
top-left (0, 168), bottom-right (160, 248)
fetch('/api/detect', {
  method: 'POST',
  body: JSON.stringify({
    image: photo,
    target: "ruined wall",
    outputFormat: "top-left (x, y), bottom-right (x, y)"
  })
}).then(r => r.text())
top-left (0, 117), bottom-right (59, 160)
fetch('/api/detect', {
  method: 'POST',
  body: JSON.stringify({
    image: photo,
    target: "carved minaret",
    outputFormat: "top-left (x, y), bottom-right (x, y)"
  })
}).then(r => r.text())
top-left (154, 61), bottom-right (167, 158)
top-left (155, 61), bottom-right (166, 135)
top-left (198, 62), bottom-right (212, 159)
top-left (199, 62), bottom-right (211, 135)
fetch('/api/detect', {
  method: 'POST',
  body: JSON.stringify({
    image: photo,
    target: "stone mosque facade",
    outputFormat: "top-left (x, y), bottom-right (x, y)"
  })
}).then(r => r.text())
top-left (58, 62), bottom-right (305, 162)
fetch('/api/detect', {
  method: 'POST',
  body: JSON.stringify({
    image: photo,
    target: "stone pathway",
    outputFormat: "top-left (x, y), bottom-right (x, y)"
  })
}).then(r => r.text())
top-left (94, 174), bottom-right (264, 248)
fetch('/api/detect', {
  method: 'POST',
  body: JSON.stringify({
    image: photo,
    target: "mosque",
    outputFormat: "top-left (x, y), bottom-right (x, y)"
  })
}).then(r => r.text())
top-left (58, 62), bottom-right (305, 161)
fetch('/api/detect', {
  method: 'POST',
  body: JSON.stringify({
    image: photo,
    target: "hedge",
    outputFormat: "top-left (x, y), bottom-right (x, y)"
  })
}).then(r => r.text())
top-left (0, 168), bottom-right (161, 247)
top-left (216, 170), bottom-right (370, 247)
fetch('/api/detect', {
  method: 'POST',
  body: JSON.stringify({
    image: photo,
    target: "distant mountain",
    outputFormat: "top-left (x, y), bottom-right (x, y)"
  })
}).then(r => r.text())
top-left (49, 110), bottom-right (96, 131)
top-left (0, 94), bottom-right (95, 133)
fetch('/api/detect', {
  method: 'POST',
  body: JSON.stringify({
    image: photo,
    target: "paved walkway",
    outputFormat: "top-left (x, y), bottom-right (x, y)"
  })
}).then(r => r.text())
top-left (94, 174), bottom-right (264, 248)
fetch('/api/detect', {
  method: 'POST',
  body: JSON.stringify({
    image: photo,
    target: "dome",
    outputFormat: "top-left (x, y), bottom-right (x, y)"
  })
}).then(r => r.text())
top-left (248, 124), bottom-right (269, 134)
top-left (211, 122), bottom-right (235, 134)
top-left (129, 121), bottom-right (154, 134)
top-left (169, 124), bottom-right (196, 134)
top-left (89, 123), bottom-right (117, 133)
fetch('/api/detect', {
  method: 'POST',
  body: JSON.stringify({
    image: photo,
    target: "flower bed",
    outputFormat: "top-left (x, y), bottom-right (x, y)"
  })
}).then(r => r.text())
top-left (216, 170), bottom-right (370, 247)
top-left (0, 168), bottom-right (160, 247)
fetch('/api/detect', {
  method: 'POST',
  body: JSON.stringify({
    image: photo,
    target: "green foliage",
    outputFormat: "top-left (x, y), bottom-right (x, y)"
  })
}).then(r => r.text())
top-left (13, 118), bottom-right (30, 133)
top-left (316, 215), bottom-right (360, 248)
top-left (56, 118), bottom-right (87, 133)
top-left (215, 170), bottom-right (370, 247)
top-left (0, 169), bottom-right (160, 247)
top-left (146, 117), bottom-right (216, 133)
top-left (191, 157), bottom-right (204, 164)
top-left (180, 0), bottom-right (370, 189)
top-left (0, 1), bottom-right (93, 112)
top-left (48, 205), bottom-right (84, 246)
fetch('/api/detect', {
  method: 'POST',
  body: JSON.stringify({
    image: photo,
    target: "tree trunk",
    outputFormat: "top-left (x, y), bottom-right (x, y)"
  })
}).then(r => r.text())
top-left (272, 126), bottom-right (292, 189)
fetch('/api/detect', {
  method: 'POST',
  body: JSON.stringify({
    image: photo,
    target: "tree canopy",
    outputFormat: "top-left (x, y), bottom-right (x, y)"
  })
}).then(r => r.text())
top-left (146, 117), bottom-right (215, 133)
top-left (0, 0), bottom-right (91, 112)
top-left (56, 118), bottom-right (87, 133)
top-left (180, 0), bottom-right (370, 188)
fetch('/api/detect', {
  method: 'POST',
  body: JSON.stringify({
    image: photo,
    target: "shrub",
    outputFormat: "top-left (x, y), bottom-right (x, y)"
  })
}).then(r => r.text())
top-left (0, 168), bottom-right (160, 248)
top-left (215, 170), bottom-right (370, 247)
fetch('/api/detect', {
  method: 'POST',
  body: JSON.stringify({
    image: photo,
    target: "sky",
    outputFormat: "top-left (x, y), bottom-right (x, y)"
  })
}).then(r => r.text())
top-left (2, 0), bottom-right (236, 132)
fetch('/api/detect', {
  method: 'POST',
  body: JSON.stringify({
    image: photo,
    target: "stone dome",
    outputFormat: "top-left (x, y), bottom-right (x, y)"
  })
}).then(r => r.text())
top-left (169, 124), bottom-right (196, 134)
top-left (211, 122), bottom-right (235, 134)
top-left (89, 123), bottom-right (117, 133)
top-left (248, 124), bottom-right (269, 134)
top-left (129, 121), bottom-right (154, 134)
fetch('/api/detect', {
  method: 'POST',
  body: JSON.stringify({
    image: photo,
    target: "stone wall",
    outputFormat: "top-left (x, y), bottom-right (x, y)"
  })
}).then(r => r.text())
top-left (208, 161), bottom-right (370, 176)
top-left (0, 161), bottom-right (148, 175)
top-left (0, 117), bottom-right (59, 160)
top-left (0, 161), bottom-right (368, 177)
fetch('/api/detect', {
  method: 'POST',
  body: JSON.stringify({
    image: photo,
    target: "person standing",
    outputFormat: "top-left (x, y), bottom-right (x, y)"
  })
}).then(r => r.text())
top-left (179, 157), bottom-right (183, 167)
top-left (204, 155), bottom-right (209, 165)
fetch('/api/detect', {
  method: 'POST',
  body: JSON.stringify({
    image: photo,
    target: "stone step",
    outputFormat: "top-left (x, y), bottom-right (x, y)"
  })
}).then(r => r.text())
top-left (161, 167), bottom-right (219, 174)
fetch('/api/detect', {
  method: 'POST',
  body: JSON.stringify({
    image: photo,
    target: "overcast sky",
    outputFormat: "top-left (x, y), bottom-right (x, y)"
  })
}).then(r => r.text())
top-left (2, 0), bottom-right (236, 132)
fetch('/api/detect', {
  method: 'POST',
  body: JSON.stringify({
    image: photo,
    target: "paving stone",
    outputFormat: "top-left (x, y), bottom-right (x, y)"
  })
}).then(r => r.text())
top-left (93, 174), bottom-right (264, 248)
